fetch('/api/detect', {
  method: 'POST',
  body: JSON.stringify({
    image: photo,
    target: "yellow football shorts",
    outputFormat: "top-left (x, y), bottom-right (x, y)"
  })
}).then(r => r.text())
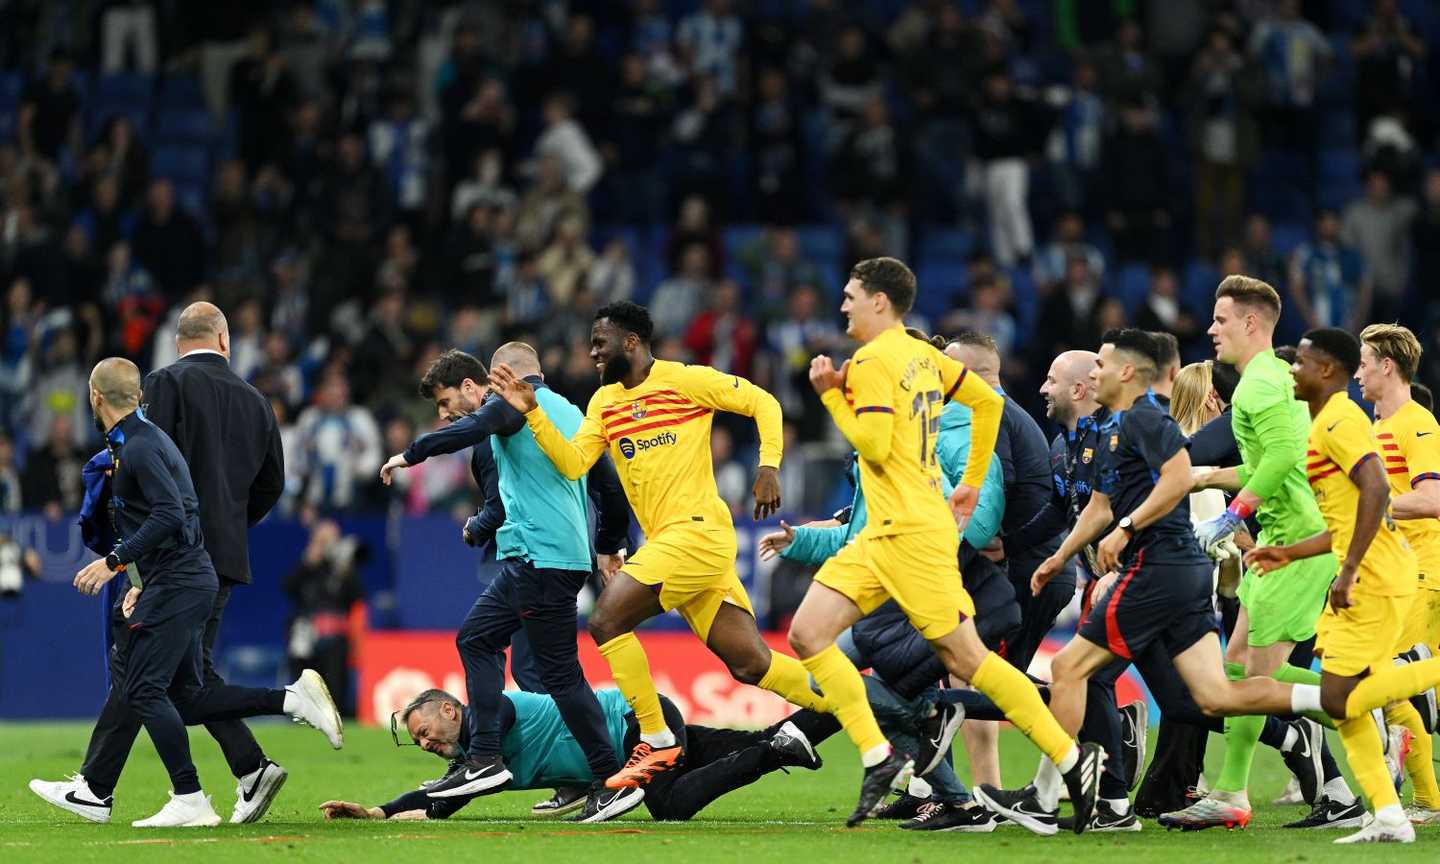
top-left (622, 526), bottom-right (753, 642)
top-left (1317, 590), bottom-right (1412, 677)
top-left (814, 529), bottom-right (973, 640)
top-left (1395, 584), bottom-right (1440, 654)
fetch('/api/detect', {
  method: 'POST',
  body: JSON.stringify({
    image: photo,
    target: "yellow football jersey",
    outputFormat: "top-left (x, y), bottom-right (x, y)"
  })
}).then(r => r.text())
top-left (1307, 391), bottom-right (1416, 596)
top-left (818, 324), bottom-right (1002, 537)
top-left (524, 359), bottom-right (782, 538)
top-left (1375, 398), bottom-right (1440, 590)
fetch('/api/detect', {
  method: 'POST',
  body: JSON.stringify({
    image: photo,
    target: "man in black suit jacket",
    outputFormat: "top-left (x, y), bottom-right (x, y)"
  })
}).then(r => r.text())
top-left (86, 301), bottom-right (287, 824)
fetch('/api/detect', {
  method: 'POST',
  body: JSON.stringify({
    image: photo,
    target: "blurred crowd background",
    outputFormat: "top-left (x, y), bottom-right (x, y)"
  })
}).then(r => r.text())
top-left (3, 0), bottom-right (1440, 528)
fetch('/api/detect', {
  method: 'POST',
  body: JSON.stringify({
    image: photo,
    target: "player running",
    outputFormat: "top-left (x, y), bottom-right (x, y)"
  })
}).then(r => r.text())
top-left (1247, 328), bottom-right (1440, 843)
top-left (1353, 323), bottom-right (1440, 823)
top-left (487, 302), bottom-right (826, 791)
top-left (782, 257), bottom-right (1103, 832)
top-left (1170, 276), bottom-right (1338, 829)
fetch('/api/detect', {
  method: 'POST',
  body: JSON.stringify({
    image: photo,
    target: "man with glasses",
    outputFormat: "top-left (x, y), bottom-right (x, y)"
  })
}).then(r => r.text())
top-left (319, 688), bottom-right (832, 822)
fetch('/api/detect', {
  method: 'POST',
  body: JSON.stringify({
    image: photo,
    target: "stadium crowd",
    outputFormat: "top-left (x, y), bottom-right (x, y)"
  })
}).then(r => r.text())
top-left (2, 0), bottom-right (1439, 524)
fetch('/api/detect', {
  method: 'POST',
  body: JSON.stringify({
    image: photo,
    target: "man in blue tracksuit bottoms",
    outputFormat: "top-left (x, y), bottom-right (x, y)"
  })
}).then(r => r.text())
top-left (378, 344), bottom-right (634, 823)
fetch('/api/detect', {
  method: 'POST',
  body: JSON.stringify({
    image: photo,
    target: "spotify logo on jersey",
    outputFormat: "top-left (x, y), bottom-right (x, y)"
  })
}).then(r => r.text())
top-left (618, 432), bottom-right (677, 459)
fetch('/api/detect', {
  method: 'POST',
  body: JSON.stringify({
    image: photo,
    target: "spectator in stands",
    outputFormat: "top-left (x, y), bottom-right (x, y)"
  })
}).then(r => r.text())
top-left (293, 374), bottom-right (383, 512)
top-left (277, 0), bottom-right (329, 100)
top-left (229, 297), bottom-right (264, 381)
top-left (652, 242), bottom-right (713, 340)
top-left (677, 0), bottom-right (743, 97)
top-left (588, 237), bottom-right (636, 305)
top-left (1342, 168), bottom-right (1416, 324)
top-left (72, 174), bottom-right (132, 261)
top-left (1043, 59), bottom-right (1105, 219)
top-left (351, 289), bottom-right (414, 407)
top-left (741, 226), bottom-right (822, 328)
top-left (0, 278), bottom-right (38, 414)
top-left (1103, 99), bottom-right (1172, 263)
top-left (711, 425), bottom-right (748, 517)
top-left (606, 52), bottom-right (669, 224)
top-left (284, 518), bottom-right (364, 714)
top-left (97, 115), bottom-right (149, 208)
top-left (59, 225), bottom-right (104, 315)
top-left (903, 4), bottom-right (985, 219)
top-left (230, 26), bottom-right (297, 173)
top-left (0, 434), bottom-right (19, 513)
top-left (973, 69), bottom-right (1040, 267)
top-left (822, 25), bottom-right (883, 121)
top-left (499, 251), bottom-right (550, 336)
top-left (1351, 0), bottom-right (1428, 137)
top-left (545, 14), bottom-right (614, 133)
top-left (439, 26), bottom-right (513, 191)
top-left (532, 92), bottom-right (602, 196)
top-left (130, 178), bottom-right (205, 303)
top-left (515, 153), bottom-right (587, 252)
top-left (951, 274), bottom-right (1018, 357)
top-left (684, 278), bottom-right (756, 378)
top-left (450, 150), bottom-right (507, 223)
top-left (320, 131), bottom-right (392, 247)
top-left (750, 66), bottom-right (802, 224)
top-left (669, 75), bottom-right (735, 215)
top-left (1036, 254), bottom-right (1105, 357)
top-left (1289, 207), bottom-right (1369, 330)
top-left (666, 194), bottom-right (724, 274)
top-left (447, 203), bottom-right (500, 306)
top-left (101, 0), bottom-right (158, 73)
top-left (1248, 0), bottom-right (1331, 159)
top-left (251, 331), bottom-right (304, 414)
top-left (536, 216), bottom-right (595, 307)
top-left (1413, 168), bottom-right (1440, 306)
top-left (767, 283), bottom-right (840, 441)
top-left (368, 86), bottom-right (430, 219)
top-left (1186, 26), bottom-right (1260, 261)
top-left (100, 242), bottom-right (164, 358)
top-left (19, 49), bottom-right (80, 165)
top-left (1135, 266), bottom-right (1201, 351)
top-left (1032, 210), bottom-right (1105, 293)
top-left (1238, 212), bottom-right (1286, 288)
top-left (832, 96), bottom-right (909, 234)
top-left (1098, 18), bottom-right (1162, 107)
top-left (20, 412), bottom-right (84, 519)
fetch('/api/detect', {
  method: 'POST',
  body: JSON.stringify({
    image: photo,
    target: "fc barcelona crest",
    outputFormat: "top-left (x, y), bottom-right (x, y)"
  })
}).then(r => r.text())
top-left (631, 400), bottom-right (647, 420)
top-left (1081, 447), bottom-right (1093, 464)
top-left (1108, 434), bottom-right (1119, 452)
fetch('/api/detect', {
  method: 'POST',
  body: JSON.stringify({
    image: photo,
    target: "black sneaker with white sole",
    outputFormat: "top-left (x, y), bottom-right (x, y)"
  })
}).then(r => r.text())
top-left (874, 793), bottom-right (929, 821)
top-left (1279, 718), bottom-right (1323, 806)
top-left (915, 702), bottom-right (965, 777)
top-left (1283, 795), bottom-right (1367, 829)
top-left (901, 800), bottom-right (1000, 832)
top-left (532, 786), bottom-right (588, 816)
top-left (419, 759), bottom-right (465, 790)
top-left (1060, 743), bottom-right (1105, 834)
top-left (770, 721), bottom-right (822, 771)
top-left (569, 782), bottom-right (645, 823)
top-left (973, 784), bottom-right (1058, 836)
top-left (425, 755), bottom-right (512, 798)
top-left (1119, 701), bottom-right (1148, 792)
top-left (846, 751), bottom-right (914, 827)
top-left (1060, 799), bottom-right (1142, 832)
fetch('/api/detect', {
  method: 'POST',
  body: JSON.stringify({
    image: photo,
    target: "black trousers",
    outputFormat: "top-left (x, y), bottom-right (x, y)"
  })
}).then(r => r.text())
top-left (456, 559), bottom-right (620, 779)
top-left (639, 700), bottom-right (842, 821)
top-left (1005, 548), bottom-right (1075, 675)
top-left (81, 586), bottom-right (285, 797)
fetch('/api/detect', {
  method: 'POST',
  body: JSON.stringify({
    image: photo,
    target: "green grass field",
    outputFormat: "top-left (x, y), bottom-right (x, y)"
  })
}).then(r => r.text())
top-left (3, 719), bottom-right (1437, 862)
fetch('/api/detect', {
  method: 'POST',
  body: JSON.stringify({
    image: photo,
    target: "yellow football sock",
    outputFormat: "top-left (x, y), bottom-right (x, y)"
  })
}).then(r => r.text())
top-left (758, 650), bottom-right (829, 712)
top-left (1387, 701), bottom-right (1440, 808)
top-left (1343, 657), bottom-right (1440, 718)
top-left (597, 632), bottom-right (666, 736)
top-left (800, 644), bottom-right (886, 753)
top-left (970, 651), bottom-right (1074, 766)
top-left (1336, 713), bottom-right (1399, 811)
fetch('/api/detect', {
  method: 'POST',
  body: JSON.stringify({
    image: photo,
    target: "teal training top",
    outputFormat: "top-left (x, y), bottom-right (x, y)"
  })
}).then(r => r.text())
top-left (502, 689), bottom-right (631, 789)
top-left (492, 386), bottom-right (593, 570)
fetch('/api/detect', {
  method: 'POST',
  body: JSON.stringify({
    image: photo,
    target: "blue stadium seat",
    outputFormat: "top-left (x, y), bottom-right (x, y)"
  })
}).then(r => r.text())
top-left (173, 180), bottom-right (208, 219)
top-left (158, 74), bottom-right (206, 110)
top-left (796, 225), bottom-right (841, 267)
top-left (1113, 263), bottom-right (1152, 316)
top-left (1317, 109), bottom-right (1357, 150)
top-left (1271, 221), bottom-right (1310, 258)
top-left (152, 108), bottom-right (215, 143)
top-left (96, 73), bottom-right (152, 110)
top-left (1318, 148), bottom-right (1363, 209)
top-left (1183, 260), bottom-right (1220, 311)
top-left (151, 145), bottom-right (209, 184)
top-left (917, 228), bottom-right (975, 264)
top-left (0, 71), bottom-right (22, 112)
top-left (914, 260), bottom-right (968, 319)
top-left (722, 224), bottom-right (765, 280)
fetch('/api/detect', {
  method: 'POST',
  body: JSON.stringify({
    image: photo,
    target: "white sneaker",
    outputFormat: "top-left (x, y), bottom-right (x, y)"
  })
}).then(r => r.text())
top-left (1405, 804), bottom-right (1440, 825)
top-left (1334, 811), bottom-right (1415, 844)
top-left (230, 758), bottom-right (288, 824)
top-left (287, 669), bottom-right (344, 749)
top-left (28, 774), bottom-right (112, 823)
top-left (132, 791), bottom-right (222, 828)
top-left (1273, 776), bottom-right (1305, 806)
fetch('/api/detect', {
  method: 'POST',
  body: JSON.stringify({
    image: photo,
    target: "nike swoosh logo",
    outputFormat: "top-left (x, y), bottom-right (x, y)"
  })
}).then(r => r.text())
top-left (1327, 421), bottom-right (1341, 432)
top-left (1420, 432), bottom-right (1433, 438)
top-left (464, 769), bottom-right (487, 780)
top-left (65, 791), bottom-right (107, 808)
top-left (242, 770), bottom-right (265, 802)
top-left (854, 358), bottom-right (868, 365)
top-left (732, 377), bottom-right (740, 388)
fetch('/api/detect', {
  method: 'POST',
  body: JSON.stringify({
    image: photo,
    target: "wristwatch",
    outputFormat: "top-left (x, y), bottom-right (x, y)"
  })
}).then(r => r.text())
top-left (1117, 516), bottom-right (1135, 537)
top-left (105, 551), bottom-right (124, 572)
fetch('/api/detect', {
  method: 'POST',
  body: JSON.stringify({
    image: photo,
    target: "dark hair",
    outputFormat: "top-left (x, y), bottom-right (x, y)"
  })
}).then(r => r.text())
top-left (948, 329), bottom-right (1000, 355)
top-left (1275, 345), bottom-right (1297, 364)
top-left (1102, 328), bottom-right (1161, 382)
top-left (595, 301), bottom-right (654, 343)
top-left (1211, 361), bottom-right (1240, 404)
top-left (398, 688), bottom-right (462, 725)
top-left (1149, 331), bottom-right (1180, 370)
top-left (1302, 327), bottom-right (1362, 377)
top-left (1413, 382), bottom-right (1434, 413)
top-left (419, 349), bottom-right (487, 399)
top-left (850, 257), bottom-right (917, 315)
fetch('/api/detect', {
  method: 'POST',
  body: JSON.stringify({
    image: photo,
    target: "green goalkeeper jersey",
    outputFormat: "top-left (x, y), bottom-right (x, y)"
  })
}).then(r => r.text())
top-left (1232, 348), bottom-right (1328, 544)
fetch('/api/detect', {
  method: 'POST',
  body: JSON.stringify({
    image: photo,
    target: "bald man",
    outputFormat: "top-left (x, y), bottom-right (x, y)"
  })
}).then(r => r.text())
top-left (100, 301), bottom-right (287, 824)
top-left (30, 359), bottom-right (341, 829)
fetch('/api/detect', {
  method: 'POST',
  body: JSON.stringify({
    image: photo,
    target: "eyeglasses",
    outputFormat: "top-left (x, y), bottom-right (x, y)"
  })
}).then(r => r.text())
top-left (389, 710), bottom-right (417, 747)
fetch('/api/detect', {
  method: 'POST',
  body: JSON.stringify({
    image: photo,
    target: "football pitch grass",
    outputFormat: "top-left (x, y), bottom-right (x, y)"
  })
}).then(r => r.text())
top-left (3, 720), bottom-right (1438, 862)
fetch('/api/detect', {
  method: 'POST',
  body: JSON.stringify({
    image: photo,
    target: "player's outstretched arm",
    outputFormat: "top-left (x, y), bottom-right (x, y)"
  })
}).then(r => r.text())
top-left (1244, 530), bottom-right (1332, 573)
top-left (812, 355), bottom-right (893, 463)
top-left (1233, 396), bottom-right (1308, 511)
top-left (1097, 447), bottom-right (1194, 573)
top-left (491, 362), bottom-right (607, 479)
top-left (679, 363), bottom-right (785, 517)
